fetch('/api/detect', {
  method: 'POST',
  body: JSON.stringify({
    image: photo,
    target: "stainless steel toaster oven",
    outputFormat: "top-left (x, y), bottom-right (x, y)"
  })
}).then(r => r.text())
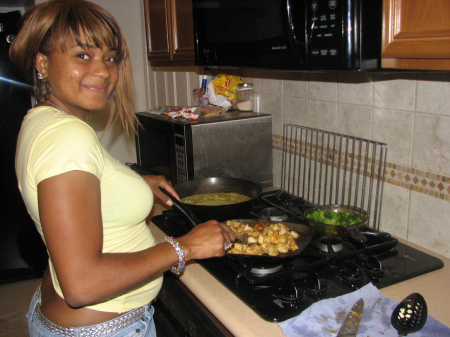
top-left (135, 110), bottom-right (273, 187)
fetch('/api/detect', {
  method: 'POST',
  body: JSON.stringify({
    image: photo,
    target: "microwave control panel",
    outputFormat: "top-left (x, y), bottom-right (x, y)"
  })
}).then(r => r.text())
top-left (306, 0), bottom-right (382, 70)
top-left (174, 133), bottom-right (187, 183)
top-left (307, 0), bottom-right (344, 68)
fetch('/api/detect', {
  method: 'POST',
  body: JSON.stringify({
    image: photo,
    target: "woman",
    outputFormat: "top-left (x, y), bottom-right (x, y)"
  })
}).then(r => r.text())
top-left (9, 1), bottom-right (235, 336)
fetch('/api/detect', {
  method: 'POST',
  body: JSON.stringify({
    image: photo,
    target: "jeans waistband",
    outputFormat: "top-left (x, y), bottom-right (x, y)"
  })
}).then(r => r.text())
top-left (34, 284), bottom-right (150, 337)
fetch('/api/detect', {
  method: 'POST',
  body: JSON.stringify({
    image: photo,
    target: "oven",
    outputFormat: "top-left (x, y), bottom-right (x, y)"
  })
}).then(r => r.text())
top-left (150, 124), bottom-right (444, 323)
top-left (153, 271), bottom-right (233, 336)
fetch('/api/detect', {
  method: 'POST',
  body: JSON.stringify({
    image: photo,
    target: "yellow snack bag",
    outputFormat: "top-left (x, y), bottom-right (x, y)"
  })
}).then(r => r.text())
top-left (212, 74), bottom-right (244, 105)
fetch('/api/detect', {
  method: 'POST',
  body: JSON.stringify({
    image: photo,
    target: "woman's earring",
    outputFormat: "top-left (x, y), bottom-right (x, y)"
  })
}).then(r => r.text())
top-left (35, 72), bottom-right (51, 103)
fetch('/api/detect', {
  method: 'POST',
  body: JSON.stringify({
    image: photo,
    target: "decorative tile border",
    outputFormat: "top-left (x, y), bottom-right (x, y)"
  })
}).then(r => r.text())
top-left (385, 163), bottom-right (450, 201)
top-left (273, 134), bottom-right (450, 202)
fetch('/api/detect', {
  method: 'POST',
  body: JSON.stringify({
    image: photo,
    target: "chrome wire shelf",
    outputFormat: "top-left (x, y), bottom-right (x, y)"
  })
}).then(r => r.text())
top-left (281, 124), bottom-right (388, 230)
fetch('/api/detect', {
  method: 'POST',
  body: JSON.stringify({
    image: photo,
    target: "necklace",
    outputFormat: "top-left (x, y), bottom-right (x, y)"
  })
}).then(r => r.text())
top-left (46, 101), bottom-right (68, 115)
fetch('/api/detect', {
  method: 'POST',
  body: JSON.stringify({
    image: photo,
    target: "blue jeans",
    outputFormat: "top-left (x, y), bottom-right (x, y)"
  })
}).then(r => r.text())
top-left (27, 285), bottom-right (156, 337)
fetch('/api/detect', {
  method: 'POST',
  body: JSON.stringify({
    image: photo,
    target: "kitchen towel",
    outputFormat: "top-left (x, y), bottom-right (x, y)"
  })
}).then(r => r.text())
top-left (278, 283), bottom-right (450, 337)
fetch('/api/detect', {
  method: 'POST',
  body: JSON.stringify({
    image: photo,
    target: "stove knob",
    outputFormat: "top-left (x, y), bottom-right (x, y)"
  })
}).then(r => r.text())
top-left (341, 262), bottom-right (364, 284)
top-left (304, 273), bottom-right (329, 297)
top-left (278, 281), bottom-right (305, 304)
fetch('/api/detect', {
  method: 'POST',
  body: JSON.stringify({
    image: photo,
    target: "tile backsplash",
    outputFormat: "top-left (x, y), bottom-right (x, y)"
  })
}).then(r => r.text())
top-left (147, 67), bottom-right (450, 259)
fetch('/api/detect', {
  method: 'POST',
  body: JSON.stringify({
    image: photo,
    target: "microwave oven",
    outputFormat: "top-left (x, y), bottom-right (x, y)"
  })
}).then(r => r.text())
top-left (192, 0), bottom-right (382, 71)
top-left (135, 111), bottom-right (273, 187)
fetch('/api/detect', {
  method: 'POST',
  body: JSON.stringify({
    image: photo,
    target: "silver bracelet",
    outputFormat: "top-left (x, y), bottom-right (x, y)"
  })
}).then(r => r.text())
top-left (162, 237), bottom-right (186, 274)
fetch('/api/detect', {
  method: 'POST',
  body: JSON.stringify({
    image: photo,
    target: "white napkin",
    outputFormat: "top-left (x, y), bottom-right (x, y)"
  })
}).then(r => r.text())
top-left (278, 283), bottom-right (450, 337)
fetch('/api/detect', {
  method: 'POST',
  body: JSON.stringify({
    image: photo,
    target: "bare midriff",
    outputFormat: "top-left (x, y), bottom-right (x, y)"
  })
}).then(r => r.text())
top-left (39, 269), bottom-right (125, 328)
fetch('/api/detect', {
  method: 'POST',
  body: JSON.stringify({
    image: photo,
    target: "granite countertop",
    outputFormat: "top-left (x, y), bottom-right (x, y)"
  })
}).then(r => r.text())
top-left (148, 202), bottom-right (449, 337)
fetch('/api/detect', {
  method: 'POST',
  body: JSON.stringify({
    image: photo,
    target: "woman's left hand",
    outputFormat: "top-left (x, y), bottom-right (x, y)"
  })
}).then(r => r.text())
top-left (141, 175), bottom-right (179, 206)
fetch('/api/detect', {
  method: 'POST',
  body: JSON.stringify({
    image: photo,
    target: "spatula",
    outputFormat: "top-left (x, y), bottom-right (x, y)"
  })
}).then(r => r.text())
top-left (391, 293), bottom-right (428, 336)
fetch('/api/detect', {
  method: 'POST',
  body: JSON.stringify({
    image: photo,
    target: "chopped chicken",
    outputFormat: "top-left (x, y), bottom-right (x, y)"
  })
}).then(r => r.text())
top-left (225, 220), bottom-right (301, 256)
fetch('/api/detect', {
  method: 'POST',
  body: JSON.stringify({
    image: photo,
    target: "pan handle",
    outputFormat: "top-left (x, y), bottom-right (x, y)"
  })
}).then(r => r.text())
top-left (343, 225), bottom-right (367, 243)
top-left (159, 187), bottom-right (201, 229)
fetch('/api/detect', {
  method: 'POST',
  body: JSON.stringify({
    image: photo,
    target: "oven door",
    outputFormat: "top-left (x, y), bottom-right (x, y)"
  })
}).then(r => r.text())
top-left (154, 272), bottom-right (233, 337)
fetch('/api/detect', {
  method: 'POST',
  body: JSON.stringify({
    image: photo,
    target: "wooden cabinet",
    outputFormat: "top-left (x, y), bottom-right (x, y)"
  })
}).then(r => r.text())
top-left (382, 0), bottom-right (450, 70)
top-left (143, 0), bottom-right (195, 66)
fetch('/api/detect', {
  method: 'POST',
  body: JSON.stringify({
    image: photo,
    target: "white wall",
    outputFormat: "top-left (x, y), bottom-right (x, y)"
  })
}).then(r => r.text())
top-left (88, 0), bottom-right (150, 164)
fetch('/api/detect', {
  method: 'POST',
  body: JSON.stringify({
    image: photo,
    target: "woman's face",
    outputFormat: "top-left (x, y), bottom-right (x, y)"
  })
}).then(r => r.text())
top-left (36, 34), bottom-right (119, 121)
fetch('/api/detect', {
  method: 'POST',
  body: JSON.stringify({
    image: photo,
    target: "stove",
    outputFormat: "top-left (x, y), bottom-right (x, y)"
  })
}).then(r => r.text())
top-left (152, 190), bottom-right (444, 323)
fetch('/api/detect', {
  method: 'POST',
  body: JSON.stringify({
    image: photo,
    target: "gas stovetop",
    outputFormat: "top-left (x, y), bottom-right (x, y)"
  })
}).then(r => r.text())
top-left (152, 190), bottom-right (444, 322)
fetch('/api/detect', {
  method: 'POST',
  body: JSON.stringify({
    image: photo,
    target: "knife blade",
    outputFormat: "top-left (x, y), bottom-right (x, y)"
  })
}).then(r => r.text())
top-left (336, 298), bottom-right (365, 337)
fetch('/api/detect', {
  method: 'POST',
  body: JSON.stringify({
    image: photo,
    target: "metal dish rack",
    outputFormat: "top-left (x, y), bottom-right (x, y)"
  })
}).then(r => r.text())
top-left (281, 124), bottom-right (388, 230)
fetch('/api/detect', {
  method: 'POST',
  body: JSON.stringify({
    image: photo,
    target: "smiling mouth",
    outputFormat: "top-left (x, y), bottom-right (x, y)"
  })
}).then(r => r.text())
top-left (85, 85), bottom-right (109, 94)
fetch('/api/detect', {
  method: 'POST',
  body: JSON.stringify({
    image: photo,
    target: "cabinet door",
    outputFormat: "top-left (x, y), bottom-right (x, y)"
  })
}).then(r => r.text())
top-left (143, 0), bottom-right (195, 63)
top-left (382, 0), bottom-right (450, 70)
top-left (170, 0), bottom-right (195, 61)
top-left (144, 0), bottom-right (171, 61)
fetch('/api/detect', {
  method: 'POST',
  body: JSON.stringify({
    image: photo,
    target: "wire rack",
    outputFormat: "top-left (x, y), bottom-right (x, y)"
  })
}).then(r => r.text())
top-left (281, 124), bottom-right (388, 230)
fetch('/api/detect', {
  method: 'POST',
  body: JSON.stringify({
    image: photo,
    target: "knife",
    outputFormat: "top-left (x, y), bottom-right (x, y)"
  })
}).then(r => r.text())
top-left (336, 298), bottom-right (365, 337)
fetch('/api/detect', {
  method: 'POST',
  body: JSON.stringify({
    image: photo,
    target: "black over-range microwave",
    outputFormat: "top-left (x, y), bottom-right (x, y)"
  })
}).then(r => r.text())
top-left (135, 111), bottom-right (273, 187)
top-left (192, 0), bottom-right (382, 71)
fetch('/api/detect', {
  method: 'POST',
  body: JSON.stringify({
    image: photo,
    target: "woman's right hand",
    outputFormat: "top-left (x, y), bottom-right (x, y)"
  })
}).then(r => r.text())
top-left (177, 220), bottom-right (235, 261)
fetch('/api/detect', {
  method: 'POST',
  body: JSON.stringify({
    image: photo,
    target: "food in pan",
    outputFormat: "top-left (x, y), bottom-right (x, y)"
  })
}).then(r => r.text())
top-left (306, 208), bottom-right (364, 225)
top-left (180, 192), bottom-right (250, 206)
top-left (225, 221), bottom-right (299, 256)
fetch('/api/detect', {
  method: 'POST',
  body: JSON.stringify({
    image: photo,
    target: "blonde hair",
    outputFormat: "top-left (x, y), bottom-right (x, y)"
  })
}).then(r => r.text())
top-left (9, 0), bottom-right (138, 135)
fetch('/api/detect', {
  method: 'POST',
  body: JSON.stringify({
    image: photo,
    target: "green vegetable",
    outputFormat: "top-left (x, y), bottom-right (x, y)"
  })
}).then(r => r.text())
top-left (306, 208), bottom-right (364, 226)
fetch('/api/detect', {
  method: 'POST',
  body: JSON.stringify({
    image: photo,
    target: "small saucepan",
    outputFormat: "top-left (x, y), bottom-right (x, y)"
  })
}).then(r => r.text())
top-left (303, 204), bottom-right (368, 242)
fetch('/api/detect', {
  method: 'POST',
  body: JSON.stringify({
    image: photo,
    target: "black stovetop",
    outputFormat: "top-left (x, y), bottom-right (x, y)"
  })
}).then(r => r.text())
top-left (152, 190), bottom-right (444, 322)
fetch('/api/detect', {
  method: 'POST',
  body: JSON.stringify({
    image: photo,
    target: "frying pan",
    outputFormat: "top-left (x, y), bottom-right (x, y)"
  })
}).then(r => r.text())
top-left (160, 187), bottom-right (313, 263)
top-left (172, 177), bottom-right (262, 222)
top-left (126, 163), bottom-right (261, 222)
top-left (224, 219), bottom-right (313, 263)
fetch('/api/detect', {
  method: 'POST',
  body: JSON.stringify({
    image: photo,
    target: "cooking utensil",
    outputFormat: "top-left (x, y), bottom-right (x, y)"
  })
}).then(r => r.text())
top-left (336, 298), bottom-right (364, 337)
top-left (303, 205), bottom-right (368, 242)
top-left (173, 177), bottom-right (262, 222)
top-left (126, 162), bottom-right (152, 175)
top-left (127, 163), bottom-right (201, 229)
top-left (391, 293), bottom-right (428, 336)
top-left (160, 187), bottom-right (200, 229)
